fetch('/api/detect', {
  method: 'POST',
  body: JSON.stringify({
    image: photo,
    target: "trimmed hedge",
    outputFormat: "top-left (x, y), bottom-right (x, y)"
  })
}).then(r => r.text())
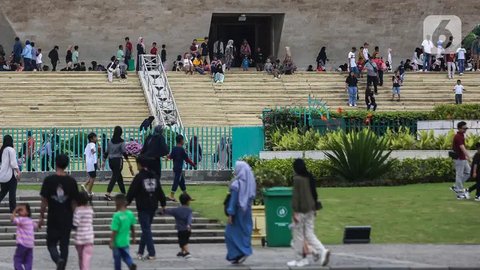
top-left (243, 157), bottom-right (455, 189)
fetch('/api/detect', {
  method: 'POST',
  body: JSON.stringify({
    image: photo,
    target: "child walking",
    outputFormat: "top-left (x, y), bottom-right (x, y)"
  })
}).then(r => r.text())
top-left (83, 132), bottom-right (98, 196)
top-left (365, 86), bottom-right (377, 111)
top-left (392, 71), bottom-right (401, 102)
top-left (164, 193), bottom-right (193, 258)
top-left (110, 194), bottom-right (137, 270)
top-left (167, 135), bottom-right (196, 201)
top-left (453, 79), bottom-right (466, 105)
top-left (242, 55), bottom-right (250, 71)
top-left (73, 191), bottom-right (94, 270)
top-left (12, 203), bottom-right (37, 270)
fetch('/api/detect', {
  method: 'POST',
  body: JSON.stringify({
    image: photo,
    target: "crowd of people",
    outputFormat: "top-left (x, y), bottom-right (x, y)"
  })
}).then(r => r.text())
top-left (0, 123), bottom-right (329, 269)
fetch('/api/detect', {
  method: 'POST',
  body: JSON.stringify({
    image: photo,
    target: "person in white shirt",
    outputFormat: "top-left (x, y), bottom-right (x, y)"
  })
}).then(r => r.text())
top-left (0, 135), bottom-right (21, 212)
top-left (387, 48), bottom-right (393, 72)
top-left (348, 47), bottom-right (359, 76)
top-left (82, 132), bottom-right (98, 196)
top-left (421, 35), bottom-right (434, 71)
top-left (456, 43), bottom-right (467, 75)
top-left (453, 80), bottom-right (466, 105)
top-left (36, 48), bottom-right (43, 71)
top-left (363, 43), bottom-right (370, 61)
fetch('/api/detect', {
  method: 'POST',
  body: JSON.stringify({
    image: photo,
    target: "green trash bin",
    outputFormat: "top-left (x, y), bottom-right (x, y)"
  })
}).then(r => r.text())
top-left (263, 187), bottom-right (292, 247)
top-left (128, 59), bottom-right (135, 71)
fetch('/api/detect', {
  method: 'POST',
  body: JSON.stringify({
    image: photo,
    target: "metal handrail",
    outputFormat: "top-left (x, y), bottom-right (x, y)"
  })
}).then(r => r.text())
top-left (158, 58), bottom-right (183, 128)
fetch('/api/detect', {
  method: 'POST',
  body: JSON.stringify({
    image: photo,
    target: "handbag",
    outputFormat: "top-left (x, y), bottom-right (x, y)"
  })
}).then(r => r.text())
top-left (448, 150), bottom-right (459, 159)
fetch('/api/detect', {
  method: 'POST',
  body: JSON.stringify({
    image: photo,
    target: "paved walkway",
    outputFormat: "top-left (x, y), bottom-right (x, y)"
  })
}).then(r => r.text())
top-left (0, 244), bottom-right (478, 269)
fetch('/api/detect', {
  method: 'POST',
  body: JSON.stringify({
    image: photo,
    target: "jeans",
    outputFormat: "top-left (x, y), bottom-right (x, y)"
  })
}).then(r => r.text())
top-left (291, 211), bottom-right (327, 260)
top-left (347, 87), bottom-right (357, 106)
top-left (454, 159), bottom-right (471, 191)
top-left (14, 244), bottom-right (33, 270)
top-left (423, 53), bottom-right (431, 71)
top-left (41, 156), bottom-right (50, 172)
top-left (367, 75), bottom-right (378, 94)
top-left (172, 171), bottom-right (186, 192)
top-left (350, 66), bottom-right (359, 77)
top-left (457, 59), bottom-right (465, 73)
top-left (76, 244), bottom-right (93, 270)
top-left (0, 174), bottom-right (17, 212)
top-left (447, 62), bottom-right (455, 79)
top-left (107, 158), bottom-right (125, 194)
top-left (378, 70), bottom-right (384, 86)
top-left (46, 228), bottom-right (71, 265)
top-left (455, 94), bottom-right (463, 104)
top-left (113, 247), bottom-right (134, 270)
top-left (138, 210), bottom-right (156, 256)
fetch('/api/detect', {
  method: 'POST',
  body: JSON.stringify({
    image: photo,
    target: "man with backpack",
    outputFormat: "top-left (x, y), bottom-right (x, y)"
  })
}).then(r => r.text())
top-left (365, 59), bottom-right (379, 95)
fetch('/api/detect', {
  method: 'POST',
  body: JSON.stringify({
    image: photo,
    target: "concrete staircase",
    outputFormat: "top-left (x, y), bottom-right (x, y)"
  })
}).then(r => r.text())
top-left (168, 71), bottom-right (480, 126)
top-left (0, 72), bottom-right (149, 127)
top-left (0, 196), bottom-right (224, 246)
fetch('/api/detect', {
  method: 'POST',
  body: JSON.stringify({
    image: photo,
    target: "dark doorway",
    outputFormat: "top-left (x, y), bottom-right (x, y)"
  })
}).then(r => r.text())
top-left (208, 13), bottom-right (284, 67)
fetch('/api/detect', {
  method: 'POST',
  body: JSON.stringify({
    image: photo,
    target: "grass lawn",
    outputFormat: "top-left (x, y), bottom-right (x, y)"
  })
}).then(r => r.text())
top-left (18, 182), bottom-right (480, 244)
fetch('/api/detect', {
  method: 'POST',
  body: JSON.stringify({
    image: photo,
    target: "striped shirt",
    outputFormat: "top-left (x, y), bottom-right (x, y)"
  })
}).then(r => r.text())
top-left (73, 206), bottom-right (94, 245)
top-left (13, 217), bottom-right (37, 248)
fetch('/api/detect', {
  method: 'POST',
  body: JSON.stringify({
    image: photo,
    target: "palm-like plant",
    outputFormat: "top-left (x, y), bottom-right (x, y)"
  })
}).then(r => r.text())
top-left (324, 129), bottom-right (393, 181)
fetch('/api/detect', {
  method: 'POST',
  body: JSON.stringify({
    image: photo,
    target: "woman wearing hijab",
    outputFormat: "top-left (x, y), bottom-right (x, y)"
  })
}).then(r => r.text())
top-left (225, 40), bottom-right (235, 71)
top-left (287, 159), bottom-right (330, 268)
top-left (316, 47), bottom-right (328, 71)
top-left (102, 126), bottom-right (133, 200)
top-left (187, 136), bottom-right (202, 170)
top-left (140, 125), bottom-right (169, 178)
top-left (0, 135), bottom-right (21, 212)
top-left (136, 37), bottom-right (146, 71)
top-left (225, 161), bottom-right (256, 264)
top-left (215, 137), bottom-right (231, 170)
top-left (66, 45), bottom-right (73, 70)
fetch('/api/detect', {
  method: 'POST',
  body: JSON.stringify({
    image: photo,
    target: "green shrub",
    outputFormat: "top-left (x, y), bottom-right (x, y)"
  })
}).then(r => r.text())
top-left (244, 157), bottom-right (455, 187)
top-left (323, 129), bottom-right (393, 181)
top-left (432, 104), bottom-right (480, 120)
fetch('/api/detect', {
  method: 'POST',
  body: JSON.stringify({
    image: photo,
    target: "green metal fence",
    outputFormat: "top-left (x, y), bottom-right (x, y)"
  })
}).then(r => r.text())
top-left (0, 126), bottom-right (232, 172)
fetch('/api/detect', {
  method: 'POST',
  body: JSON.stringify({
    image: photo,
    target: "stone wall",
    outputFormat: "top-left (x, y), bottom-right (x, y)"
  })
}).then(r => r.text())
top-left (1, 0), bottom-right (479, 69)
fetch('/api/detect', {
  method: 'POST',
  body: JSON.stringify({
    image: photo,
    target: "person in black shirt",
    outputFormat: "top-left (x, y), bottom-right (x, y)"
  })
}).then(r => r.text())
top-left (466, 143), bottom-right (480, 201)
top-left (126, 155), bottom-right (166, 260)
top-left (139, 116), bottom-right (155, 132)
top-left (48, 46), bottom-right (59, 71)
top-left (161, 44), bottom-right (167, 64)
top-left (39, 154), bottom-right (79, 270)
top-left (140, 125), bottom-right (169, 178)
top-left (345, 71), bottom-right (358, 107)
top-left (255, 48), bottom-right (264, 71)
top-left (365, 86), bottom-right (377, 111)
top-left (200, 37), bottom-right (209, 65)
top-left (167, 135), bottom-right (196, 201)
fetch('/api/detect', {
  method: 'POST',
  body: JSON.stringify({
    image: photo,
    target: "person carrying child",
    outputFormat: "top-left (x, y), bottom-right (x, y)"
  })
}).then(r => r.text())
top-left (12, 203), bottom-right (37, 270)
top-left (110, 194), bottom-right (137, 270)
top-left (82, 133), bottom-right (98, 196)
top-left (73, 191), bottom-right (94, 270)
top-left (167, 135), bottom-right (196, 201)
top-left (164, 193), bottom-right (193, 258)
top-left (465, 142), bottom-right (480, 201)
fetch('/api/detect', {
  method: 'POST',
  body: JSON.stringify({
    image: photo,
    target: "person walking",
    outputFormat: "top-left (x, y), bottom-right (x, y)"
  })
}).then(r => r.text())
top-left (72, 46), bottom-right (80, 66)
top-left (456, 43), bottom-right (467, 75)
top-left (446, 50), bottom-right (456, 79)
top-left (48, 46), bottom-right (60, 71)
top-left (39, 154), bottom-right (80, 270)
top-left (13, 37), bottom-right (23, 64)
top-left (140, 126), bottom-right (169, 178)
top-left (21, 40), bottom-right (33, 71)
top-left (65, 45), bottom-right (73, 70)
top-left (36, 48), bottom-right (43, 71)
top-left (225, 40), bottom-right (235, 71)
top-left (163, 193), bottom-right (193, 258)
top-left (421, 35), bottom-right (434, 71)
top-left (345, 71), bottom-right (358, 107)
top-left (11, 203), bottom-right (37, 270)
top-left (0, 135), bottom-right (21, 212)
top-left (126, 155), bottom-right (166, 261)
top-left (82, 133), bottom-right (98, 196)
top-left (365, 86), bottom-right (377, 111)
top-left (187, 136), bottom-right (202, 170)
top-left (450, 121), bottom-right (471, 199)
top-left (365, 59), bottom-right (379, 94)
top-left (38, 133), bottom-right (52, 172)
top-left (225, 161), bottom-right (256, 264)
top-left (348, 47), bottom-right (359, 77)
top-left (24, 131), bottom-right (35, 172)
top-left (73, 191), bottom-right (94, 270)
top-left (102, 126), bottom-right (133, 201)
top-left (287, 159), bottom-right (330, 267)
top-left (465, 142), bottom-right (480, 201)
top-left (125, 37), bottom-right (133, 66)
top-left (392, 71), bottom-right (401, 102)
top-left (166, 135), bottom-right (196, 201)
top-left (136, 37), bottom-right (146, 71)
top-left (110, 194), bottom-right (137, 270)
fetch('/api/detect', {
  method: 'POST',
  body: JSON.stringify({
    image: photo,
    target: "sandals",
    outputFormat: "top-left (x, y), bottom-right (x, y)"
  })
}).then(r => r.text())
top-left (104, 194), bottom-right (112, 201)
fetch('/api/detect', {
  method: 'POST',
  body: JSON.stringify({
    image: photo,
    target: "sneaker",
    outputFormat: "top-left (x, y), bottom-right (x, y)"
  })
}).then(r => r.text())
top-left (320, 249), bottom-right (331, 266)
top-left (136, 254), bottom-right (144, 260)
top-left (296, 258), bottom-right (310, 267)
top-left (129, 264), bottom-right (137, 270)
top-left (183, 252), bottom-right (192, 259)
top-left (287, 260), bottom-right (298, 267)
top-left (56, 259), bottom-right (66, 270)
top-left (177, 251), bottom-right (184, 257)
top-left (144, 256), bottom-right (156, 260)
top-left (348, 104), bottom-right (353, 107)
top-left (457, 195), bottom-right (467, 200)
top-left (80, 184), bottom-right (87, 192)
top-left (313, 252), bottom-right (320, 262)
top-left (237, 256), bottom-right (248, 264)
top-left (464, 189), bottom-right (471, 199)
top-left (104, 194), bottom-right (112, 201)
top-left (450, 186), bottom-right (460, 193)
top-left (475, 196), bottom-right (480, 201)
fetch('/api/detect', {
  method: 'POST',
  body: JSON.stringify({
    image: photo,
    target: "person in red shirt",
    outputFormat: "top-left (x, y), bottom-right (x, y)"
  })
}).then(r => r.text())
top-left (24, 131), bottom-right (35, 172)
top-left (124, 37), bottom-right (133, 65)
top-left (446, 51), bottom-right (456, 79)
top-left (451, 121), bottom-right (472, 199)
top-left (150, 42), bottom-right (158, 55)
